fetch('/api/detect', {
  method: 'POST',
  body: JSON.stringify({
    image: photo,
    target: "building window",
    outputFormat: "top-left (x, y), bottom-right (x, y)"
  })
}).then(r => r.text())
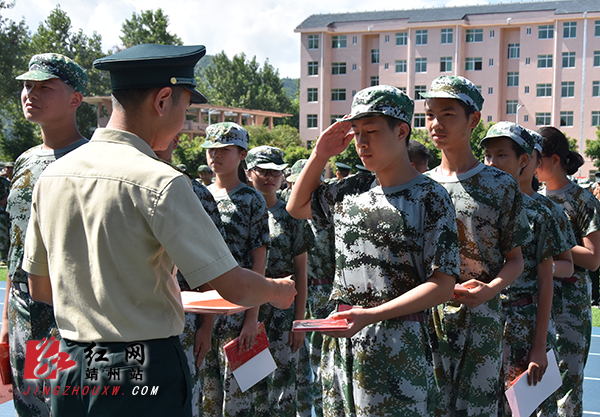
top-left (525, 57), bottom-right (530, 65)
top-left (331, 62), bottom-right (347, 75)
top-left (466, 29), bottom-right (483, 42)
top-left (307, 88), bottom-right (318, 102)
top-left (415, 57), bottom-right (427, 73)
top-left (594, 81), bottom-right (600, 97)
top-left (524, 115), bottom-right (529, 122)
top-left (506, 100), bottom-right (518, 115)
top-left (384, 63), bottom-right (389, 70)
top-left (563, 22), bottom-right (577, 38)
top-left (488, 115), bottom-right (493, 122)
top-left (352, 63), bottom-right (357, 71)
top-left (538, 54), bottom-right (553, 68)
top-left (440, 57), bottom-right (452, 72)
top-left (562, 52), bottom-right (576, 68)
top-left (414, 113), bottom-right (426, 128)
top-left (396, 32), bottom-right (407, 46)
top-left (385, 35), bottom-right (390, 43)
top-left (465, 57), bottom-right (483, 71)
top-left (331, 89), bottom-right (346, 101)
top-left (560, 111), bottom-right (574, 126)
top-left (537, 84), bottom-right (552, 97)
top-left (490, 30), bottom-right (495, 38)
top-left (594, 51), bottom-right (600, 67)
top-left (592, 111), bottom-right (600, 127)
top-left (308, 35), bottom-right (319, 49)
top-left (539, 25), bottom-right (554, 39)
top-left (489, 58), bottom-right (494, 66)
top-left (561, 81), bottom-right (575, 97)
top-left (488, 87), bottom-right (493, 94)
top-left (524, 86), bottom-right (530, 94)
top-left (416, 30), bottom-right (428, 45)
top-left (441, 28), bottom-right (453, 44)
top-left (507, 72), bottom-right (519, 87)
top-left (331, 35), bottom-right (347, 48)
top-left (371, 49), bottom-right (380, 64)
top-left (508, 43), bottom-right (520, 59)
top-left (596, 21), bottom-right (600, 36)
top-left (414, 85), bottom-right (427, 99)
top-left (370, 76), bottom-right (379, 86)
top-left (308, 61), bottom-right (318, 76)
top-left (330, 115), bottom-right (344, 125)
top-left (352, 36), bottom-right (357, 44)
top-left (307, 114), bottom-right (318, 128)
top-left (526, 27), bottom-right (531, 35)
top-left (395, 59), bottom-right (407, 73)
top-left (536, 112), bottom-right (551, 125)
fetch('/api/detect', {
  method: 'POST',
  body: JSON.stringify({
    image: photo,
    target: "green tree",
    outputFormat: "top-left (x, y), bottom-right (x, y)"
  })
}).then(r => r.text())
top-left (585, 127), bottom-right (600, 167)
top-left (411, 128), bottom-right (441, 169)
top-left (470, 120), bottom-right (492, 162)
top-left (119, 9), bottom-right (182, 49)
top-left (332, 140), bottom-right (362, 174)
top-left (173, 134), bottom-right (207, 173)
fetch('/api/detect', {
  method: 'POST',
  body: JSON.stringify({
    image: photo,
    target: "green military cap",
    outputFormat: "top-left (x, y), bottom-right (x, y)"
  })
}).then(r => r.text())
top-left (355, 164), bottom-right (371, 173)
top-left (342, 85), bottom-right (413, 125)
top-left (421, 75), bottom-right (484, 112)
top-left (176, 163), bottom-right (188, 172)
top-left (197, 164), bottom-right (211, 173)
top-left (246, 145), bottom-right (287, 171)
top-left (201, 122), bottom-right (249, 150)
top-left (286, 159), bottom-right (309, 183)
top-left (93, 44), bottom-right (207, 104)
top-left (526, 128), bottom-right (543, 154)
top-left (16, 53), bottom-right (87, 94)
top-left (335, 162), bottom-right (352, 171)
top-left (480, 121), bottom-right (535, 155)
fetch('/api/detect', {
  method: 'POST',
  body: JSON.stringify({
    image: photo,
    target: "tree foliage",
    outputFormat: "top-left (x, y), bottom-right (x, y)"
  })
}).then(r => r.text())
top-left (173, 134), bottom-right (207, 173)
top-left (119, 9), bottom-right (182, 49)
top-left (584, 127), bottom-right (600, 167)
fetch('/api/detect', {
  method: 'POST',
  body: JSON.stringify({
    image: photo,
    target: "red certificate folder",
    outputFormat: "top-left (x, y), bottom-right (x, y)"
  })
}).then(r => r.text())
top-left (291, 318), bottom-right (350, 332)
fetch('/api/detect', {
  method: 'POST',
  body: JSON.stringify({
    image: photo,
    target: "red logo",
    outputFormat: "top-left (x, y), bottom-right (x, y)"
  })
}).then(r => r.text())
top-left (24, 337), bottom-right (76, 380)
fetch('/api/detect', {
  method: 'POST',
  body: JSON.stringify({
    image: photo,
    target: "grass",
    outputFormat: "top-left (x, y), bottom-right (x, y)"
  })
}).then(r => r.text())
top-left (0, 266), bottom-right (5, 282)
top-left (594, 306), bottom-right (600, 328)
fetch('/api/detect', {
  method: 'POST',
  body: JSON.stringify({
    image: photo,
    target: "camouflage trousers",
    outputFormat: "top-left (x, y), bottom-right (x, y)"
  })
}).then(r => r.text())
top-left (552, 277), bottom-right (592, 417)
top-left (500, 301), bottom-right (558, 417)
top-left (322, 319), bottom-right (435, 417)
top-left (431, 296), bottom-right (503, 417)
top-left (255, 302), bottom-right (299, 417)
top-left (8, 285), bottom-right (60, 417)
top-left (178, 312), bottom-right (205, 417)
top-left (202, 311), bottom-right (262, 417)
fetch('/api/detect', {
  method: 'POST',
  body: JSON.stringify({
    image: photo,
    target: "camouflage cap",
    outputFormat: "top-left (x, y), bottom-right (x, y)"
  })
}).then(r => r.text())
top-left (246, 145), bottom-right (287, 171)
top-left (421, 75), bottom-right (484, 112)
top-left (480, 121), bottom-right (535, 155)
top-left (286, 159), bottom-right (308, 183)
top-left (197, 164), bottom-right (211, 172)
top-left (526, 128), bottom-right (543, 154)
top-left (201, 122), bottom-right (249, 150)
top-left (16, 53), bottom-right (87, 94)
top-left (342, 85), bottom-right (413, 124)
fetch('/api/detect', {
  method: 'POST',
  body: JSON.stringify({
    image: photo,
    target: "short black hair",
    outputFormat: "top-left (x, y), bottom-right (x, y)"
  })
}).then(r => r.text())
top-left (112, 86), bottom-right (183, 113)
top-left (407, 140), bottom-right (432, 165)
top-left (381, 115), bottom-right (412, 145)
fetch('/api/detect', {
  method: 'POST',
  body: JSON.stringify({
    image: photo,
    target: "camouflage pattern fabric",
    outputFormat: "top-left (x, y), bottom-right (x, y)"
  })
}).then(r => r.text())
top-left (421, 75), bottom-right (484, 112)
top-left (311, 173), bottom-right (460, 416)
top-left (177, 178), bottom-right (223, 417)
top-left (344, 85), bottom-right (413, 124)
top-left (203, 183), bottom-right (270, 417)
top-left (16, 53), bottom-right (88, 94)
top-left (426, 163), bottom-right (530, 417)
top-left (254, 200), bottom-right (308, 416)
top-left (540, 182), bottom-right (600, 417)
top-left (499, 195), bottom-right (569, 416)
top-left (0, 206), bottom-right (9, 261)
top-left (531, 193), bottom-right (577, 252)
top-left (201, 122), bottom-right (249, 150)
top-left (6, 139), bottom-right (87, 417)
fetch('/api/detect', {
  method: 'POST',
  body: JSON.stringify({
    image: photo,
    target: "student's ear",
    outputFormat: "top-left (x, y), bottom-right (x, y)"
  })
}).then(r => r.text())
top-left (153, 87), bottom-right (174, 117)
top-left (519, 153), bottom-right (530, 169)
top-left (239, 149), bottom-right (248, 160)
top-left (397, 122), bottom-right (410, 142)
top-left (70, 91), bottom-right (83, 108)
top-left (550, 153), bottom-right (561, 169)
top-left (469, 111), bottom-right (481, 130)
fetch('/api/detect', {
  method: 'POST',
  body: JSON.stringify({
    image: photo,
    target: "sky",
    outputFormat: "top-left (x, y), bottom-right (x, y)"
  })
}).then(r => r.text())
top-left (3, 0), bottom-right (530, 79)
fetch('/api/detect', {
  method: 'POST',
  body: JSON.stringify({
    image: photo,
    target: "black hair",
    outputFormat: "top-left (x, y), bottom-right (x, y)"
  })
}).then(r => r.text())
top-left (407, 139), bottom-right (432, 166)
top-left (537, 126), bottom-right (584, 176)
top-left (236, 146), bottom-right (248, 184)
top-left (111, 86), bottom-right (183, 113)
top-left (381, 115), bottom-right (412, 145)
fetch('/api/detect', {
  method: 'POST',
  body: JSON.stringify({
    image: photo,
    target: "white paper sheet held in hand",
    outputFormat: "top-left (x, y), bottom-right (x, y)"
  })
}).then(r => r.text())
top-left (505, 349), bottom-right (562, 417)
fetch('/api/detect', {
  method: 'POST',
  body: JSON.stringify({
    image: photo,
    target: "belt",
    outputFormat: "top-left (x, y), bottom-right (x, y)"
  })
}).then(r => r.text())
top-left (562, 276), bottom-right (578, 284)
top-left (308, 278), bottom-right (332, 286)
top-left (11, 282), bottom-right (28, 294)
top-left (502, 294), bottom-right (535, 308)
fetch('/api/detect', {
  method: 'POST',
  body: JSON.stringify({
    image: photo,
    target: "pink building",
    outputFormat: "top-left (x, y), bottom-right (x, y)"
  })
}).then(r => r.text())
top-left (296, 0), bottom-right (600, 177)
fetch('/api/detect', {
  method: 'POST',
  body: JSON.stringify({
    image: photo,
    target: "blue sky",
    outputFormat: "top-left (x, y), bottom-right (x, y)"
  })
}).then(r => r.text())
top-left (3, 0), bottom-right (530, 78)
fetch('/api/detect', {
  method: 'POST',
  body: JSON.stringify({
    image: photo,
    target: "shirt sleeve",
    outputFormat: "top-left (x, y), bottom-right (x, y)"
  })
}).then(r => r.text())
top-left (22, 185), bottom-right (49, 276)
top-left (498, 179), bottom-right (531, 256)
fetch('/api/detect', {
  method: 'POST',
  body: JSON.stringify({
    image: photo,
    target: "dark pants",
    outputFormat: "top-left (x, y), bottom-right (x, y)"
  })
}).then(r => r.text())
top-left (51, 336), bottom-right (191, 417)
top-left (591, 268), bottom-right (599, 305)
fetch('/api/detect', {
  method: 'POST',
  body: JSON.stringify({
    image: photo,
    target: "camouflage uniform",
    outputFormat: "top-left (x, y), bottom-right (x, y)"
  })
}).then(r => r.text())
top-left (7, 139), bottom-right (87, 416)
top-left (177, 176), bottom-right (223, 417)
top-left (311, 173), bottom-right (460, 417)
top-left (426, 164), bottom-right (530, 417)
top-left (254, 200), bottom-right (308, 416)
top-left (202, 182), bottom-right (270, 417)
top-left (499, 195), bottom-right (573, 417)
top-left (540, 182), bottom-right (600, 417)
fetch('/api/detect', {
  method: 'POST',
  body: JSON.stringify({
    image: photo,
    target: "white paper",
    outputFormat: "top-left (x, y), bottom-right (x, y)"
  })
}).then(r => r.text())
top-left (505, 349), bottom-right (562, 417)
top-left (231, 348), bottom-right (276, 393)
